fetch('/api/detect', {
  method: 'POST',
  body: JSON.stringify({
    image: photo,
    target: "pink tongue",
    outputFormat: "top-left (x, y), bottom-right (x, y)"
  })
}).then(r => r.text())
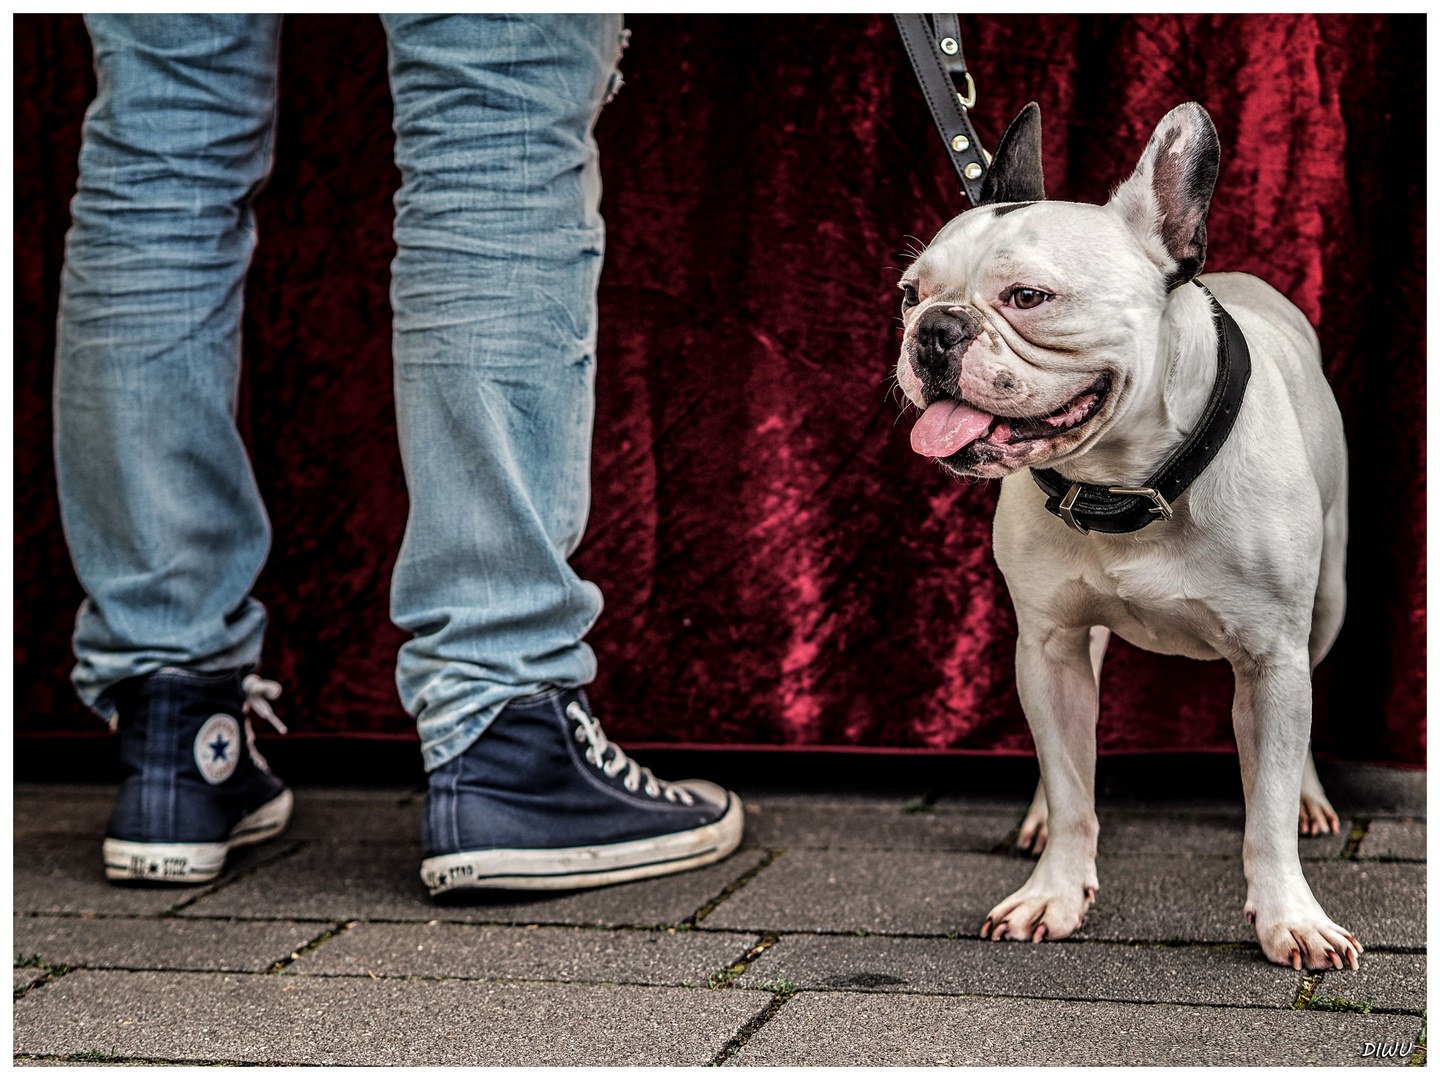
top-left (910, 399), bottom-right (996, 458)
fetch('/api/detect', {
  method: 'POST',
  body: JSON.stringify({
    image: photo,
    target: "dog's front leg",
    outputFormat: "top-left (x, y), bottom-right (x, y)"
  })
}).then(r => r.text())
top-left (983, 625), bottom-right (1099, 942)
top-left (1233, 653), bottom-right (1362, 969)
top-left (1018, 626), bottom-right (1110, 854)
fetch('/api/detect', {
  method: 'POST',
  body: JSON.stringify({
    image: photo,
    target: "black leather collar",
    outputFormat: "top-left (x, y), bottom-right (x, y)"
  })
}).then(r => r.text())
top-left (1029, 283), bottom-right (1251, 534)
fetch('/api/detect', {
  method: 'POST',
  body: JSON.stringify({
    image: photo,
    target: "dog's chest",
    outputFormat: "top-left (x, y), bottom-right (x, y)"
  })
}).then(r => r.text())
top-left (1064, 548), bottom-right (1229, 662)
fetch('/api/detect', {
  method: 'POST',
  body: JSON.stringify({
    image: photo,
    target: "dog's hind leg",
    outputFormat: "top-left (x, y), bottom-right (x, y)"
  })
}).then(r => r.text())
top-left (1299, 752), bottom-right (1338, 836)
top-left (1018, 627), bottom-right (1110, 854)
top-left (1017, 782), bottom-right (1049, 854)
top-left (1088, 625), bottom-right (1113, 683)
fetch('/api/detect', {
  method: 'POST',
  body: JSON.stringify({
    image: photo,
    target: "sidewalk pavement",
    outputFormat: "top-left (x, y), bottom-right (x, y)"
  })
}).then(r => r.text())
top-left (13, 764), bottom-right (1426, 1067)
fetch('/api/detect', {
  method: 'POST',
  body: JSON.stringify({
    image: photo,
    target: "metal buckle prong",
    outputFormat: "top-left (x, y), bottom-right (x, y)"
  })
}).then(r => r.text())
top-left (1109, 486), bottom-right (1174, 521)
top-left (955, 71), bottom-right (977, 109)
top-left (1058, 483), bottom-right (1089, 534)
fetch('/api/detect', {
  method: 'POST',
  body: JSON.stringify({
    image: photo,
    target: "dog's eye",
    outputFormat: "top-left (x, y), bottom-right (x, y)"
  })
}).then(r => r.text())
top-left (1009, 288), bottom-right (1051, 310)
top-left (900, 283), bottom-right (920, 310)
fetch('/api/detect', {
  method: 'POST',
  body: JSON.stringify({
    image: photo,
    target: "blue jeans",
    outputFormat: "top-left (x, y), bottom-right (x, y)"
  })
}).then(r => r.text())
top-left (54, 14), bottom-right (624, 769)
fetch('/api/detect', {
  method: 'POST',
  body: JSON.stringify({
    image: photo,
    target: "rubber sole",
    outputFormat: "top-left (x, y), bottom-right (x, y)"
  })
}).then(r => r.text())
top-left (420, 787), bottom-right (745, 895)
top-left (102, 787), bottom-right (294, 884)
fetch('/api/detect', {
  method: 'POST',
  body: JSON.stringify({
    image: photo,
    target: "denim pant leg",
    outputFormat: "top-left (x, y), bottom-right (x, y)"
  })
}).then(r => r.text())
top-left (54, 15), bottom-right (281, 721)
top-left (383, 14), bottom-right (626, 770)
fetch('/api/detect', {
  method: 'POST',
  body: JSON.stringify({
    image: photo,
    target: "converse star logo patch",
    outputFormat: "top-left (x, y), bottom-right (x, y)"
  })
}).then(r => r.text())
top-left (194, 713), bottom-right (241, 784)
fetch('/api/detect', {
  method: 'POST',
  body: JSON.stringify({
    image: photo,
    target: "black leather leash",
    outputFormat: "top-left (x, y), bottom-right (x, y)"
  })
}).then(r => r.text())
top-left (1029, 283), bottom-right (1252, 534)
top-left (893, 14), bottom-right (989, 205)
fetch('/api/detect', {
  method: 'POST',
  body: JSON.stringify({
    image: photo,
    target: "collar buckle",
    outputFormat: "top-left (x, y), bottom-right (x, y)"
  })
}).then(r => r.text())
top-left (1108, 486), bottom-right (1175, 521)
top-left (1058, 483), bottom-right (1090, 534)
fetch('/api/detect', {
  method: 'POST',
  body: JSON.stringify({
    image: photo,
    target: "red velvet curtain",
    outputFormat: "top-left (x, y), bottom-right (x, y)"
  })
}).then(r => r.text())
top-left (14, 15), bottom-right (1425, 764)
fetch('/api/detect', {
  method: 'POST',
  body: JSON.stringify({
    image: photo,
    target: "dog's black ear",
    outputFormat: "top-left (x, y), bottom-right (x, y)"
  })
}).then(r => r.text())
top-left (1110, 102), bottom-right (1220, 290)
top-left (978, 102), bottom-right (1045, 206)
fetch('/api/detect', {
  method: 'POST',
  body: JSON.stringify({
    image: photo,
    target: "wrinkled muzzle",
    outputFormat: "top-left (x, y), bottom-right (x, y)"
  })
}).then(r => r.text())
top-left (910, 305), bottom-right (979, 403)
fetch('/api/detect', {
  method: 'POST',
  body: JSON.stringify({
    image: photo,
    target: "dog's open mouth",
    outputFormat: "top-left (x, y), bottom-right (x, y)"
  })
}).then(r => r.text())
top-left (910, 376), bottom-right (1109, 459)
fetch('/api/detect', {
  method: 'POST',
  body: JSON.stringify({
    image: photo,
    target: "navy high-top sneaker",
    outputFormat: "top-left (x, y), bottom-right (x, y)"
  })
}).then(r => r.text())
top-left (103, 668), bottom-right (293, 884)
top-left (421, 689), bottom-right (743, 895)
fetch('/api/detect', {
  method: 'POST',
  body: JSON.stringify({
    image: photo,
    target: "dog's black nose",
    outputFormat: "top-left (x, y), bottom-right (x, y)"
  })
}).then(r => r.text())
top-left (912, 306), bottom-right (979, 400)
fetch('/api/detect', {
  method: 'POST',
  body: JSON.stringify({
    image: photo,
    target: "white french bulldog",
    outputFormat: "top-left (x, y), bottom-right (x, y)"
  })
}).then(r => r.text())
top-left (895, 101), bottom-right (1359, 970)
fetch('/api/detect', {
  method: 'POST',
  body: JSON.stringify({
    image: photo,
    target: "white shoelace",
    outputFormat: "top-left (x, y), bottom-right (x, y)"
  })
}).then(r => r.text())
top-left (242, 674), bottom-right (288, 735)
top-left (566, 701), bottom-right (694, 805)
top-left (104, 672), bottom-right (290, 734)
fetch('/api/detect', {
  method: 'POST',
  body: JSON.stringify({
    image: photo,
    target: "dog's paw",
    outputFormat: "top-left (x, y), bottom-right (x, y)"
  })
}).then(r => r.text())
top-left (1297, 791), bottom-right (1340, 836)
top-left (1246, 899), bottom-right (1362, 970)
top-left (980, 879), bottom-right (1095, 942)
top-left (1017, 782), bottom-right (1048, 855)
top-left (1298, 752), bottom-right (1340, 836)
top-left (1017, 812), bottom-right (1048, 855)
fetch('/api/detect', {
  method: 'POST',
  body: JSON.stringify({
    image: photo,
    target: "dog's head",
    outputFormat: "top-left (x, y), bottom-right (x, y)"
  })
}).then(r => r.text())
top-left (896, 102), bottom-right (1220, 479)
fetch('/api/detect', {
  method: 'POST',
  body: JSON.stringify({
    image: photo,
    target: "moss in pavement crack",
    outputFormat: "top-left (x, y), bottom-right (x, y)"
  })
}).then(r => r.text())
top-left (688, 848), bottom-right (784, 926)
top-left (1293, 973), bottom-right (1322, 1010)
top-left (13, 953), bottom-right (75, 1000)
top-left (706, 932), bottom-right (781, 989)
top-left (267, 919), bottom-right (357, 972)
top-left (1307, 993), bottom-right (1375, 1013)
top-left (705, 987), bottom-right (798, 1066)
top-left (161, 840), bottom-right (308, 917)
top-left (19, 1052), bottom-right (290, 1067)
top-left (1339, 820), bottom-right (1369, 860)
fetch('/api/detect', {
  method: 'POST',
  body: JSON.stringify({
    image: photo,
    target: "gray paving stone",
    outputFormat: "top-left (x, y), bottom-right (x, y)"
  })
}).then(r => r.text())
top-left (13, 785), bottom-right (422, 844)
top-left (15, 1061), bottom-right (180, 1067)
top-left (291, 922), bottom-right (758, 986)
top-left (1302, 862), bottom-right (1426, 950)
top-left (280, 790), bottom-right (423, 842)
top-left (975, 792), bottom-right (1250, 815)
top-left (14, 966), bottom-right (47, 993)
top-left (702, 850), bottom-right (1423, 950)
top-left (735, 935), bottom-right (1300, 1008)
top-left (13, 916), bottom-right (323, 974)
top-left (737, 800), bottom-right (1349, 857)
top-left (1358, 820), bottom-right (1426, 862)
top-left (1298, 821), bottom-right (1355, 859)
top-left (14, 786), bottom-right (116, 839)
top-left (182, 842), bottom-right (769, 927)
top-left (1314, 763), bottom-right (1425, 817)
top-left (741, 802), bottom-right (1016, 851)
top-left (700, 849), bottom-right (1032, 935)
top-left (1083, 858), bottom-right (1423, 950)
top-left (13, 836), bottom-right (293, 917)
top-left (14, 969), bottom-right (765, 1066)
top-left (735, 789), bottom-right (943, 807)
top-left (15, 1060), bottom-right (155, 1066)
top-left (1098, 811), bottom-right (1351, 859)
top-left (179, 842), bottom-right (420, 921)
top-left (1097, 812), bottom-right (1245, 856)
top-left (726, 992), bottom-right (1426, 1066)
top-left (1303, 951), bottom-right (1427, 1014)
top-left (1076, 856), bottom-right (1247, 943)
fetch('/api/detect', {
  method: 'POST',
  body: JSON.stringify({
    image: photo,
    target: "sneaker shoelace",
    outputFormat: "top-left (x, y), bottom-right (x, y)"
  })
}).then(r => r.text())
top-left (566, 701), bottom-right (695, 805)
top-left (107, 672), bottom-right (293, 734)
top-left (242, 675), bottom-right (288, 735)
